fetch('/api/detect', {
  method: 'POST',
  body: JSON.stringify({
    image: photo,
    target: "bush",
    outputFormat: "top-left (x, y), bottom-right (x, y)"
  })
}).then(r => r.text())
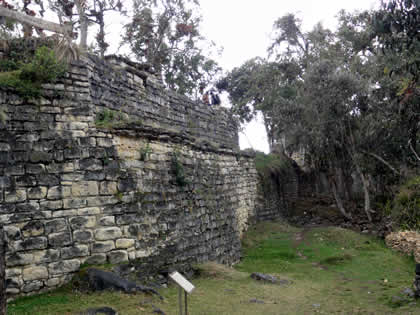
top-left (392, 176), bottom-right (420, 231)
top-left (0, 46), bottom-right (66, 98)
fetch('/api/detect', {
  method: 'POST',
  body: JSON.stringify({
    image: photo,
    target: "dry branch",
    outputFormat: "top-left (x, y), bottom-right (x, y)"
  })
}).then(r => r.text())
top-left (0, 6), bottom-right (72, 35)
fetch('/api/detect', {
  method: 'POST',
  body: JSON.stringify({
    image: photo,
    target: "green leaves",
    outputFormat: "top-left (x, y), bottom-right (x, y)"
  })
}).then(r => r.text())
top-left (123, 0), bottom-right (220, 97)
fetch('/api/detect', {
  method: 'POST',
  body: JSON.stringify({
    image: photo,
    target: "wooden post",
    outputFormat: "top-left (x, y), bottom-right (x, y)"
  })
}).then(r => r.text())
top-left (178, 286), bottom-right (183, 315)
top-left (0, 226), bottom-right (6, 315)
top-left (184, 291), bottom-right (188, 315)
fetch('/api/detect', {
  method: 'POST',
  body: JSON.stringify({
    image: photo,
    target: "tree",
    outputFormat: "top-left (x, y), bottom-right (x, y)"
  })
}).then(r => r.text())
top-left (0, 1), bottom-right (71, 36)
top-left (87, 0), bottom-right (124, 57)
top-left (123, 0), bottom-right (221, 97)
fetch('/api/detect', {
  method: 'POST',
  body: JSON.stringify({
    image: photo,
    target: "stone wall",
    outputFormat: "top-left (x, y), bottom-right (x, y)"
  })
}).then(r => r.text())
top-left (385, 231), bottom-right (420, 263)
top-left (0, 55), bottom-right (258, 297)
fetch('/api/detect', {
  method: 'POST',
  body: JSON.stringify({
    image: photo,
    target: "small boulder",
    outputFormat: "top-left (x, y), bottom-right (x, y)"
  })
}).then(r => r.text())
top-left (250, 272), bottom-right (290, 285)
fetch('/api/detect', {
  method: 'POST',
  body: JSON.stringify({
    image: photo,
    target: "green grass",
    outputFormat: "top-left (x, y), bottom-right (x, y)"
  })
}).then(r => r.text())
top-left (8, 222), bottom-right (420, 314)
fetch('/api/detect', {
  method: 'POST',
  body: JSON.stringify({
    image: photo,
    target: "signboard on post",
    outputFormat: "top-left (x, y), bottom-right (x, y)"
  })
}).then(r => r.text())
top-left (169, 271), bottom-right (195, 294)
top-left (169, 271), bottom-right (195, 315)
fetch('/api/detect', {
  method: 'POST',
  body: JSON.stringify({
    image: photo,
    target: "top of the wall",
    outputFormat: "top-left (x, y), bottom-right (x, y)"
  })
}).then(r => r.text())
top-left (0, 45), bottom-right (241, 151)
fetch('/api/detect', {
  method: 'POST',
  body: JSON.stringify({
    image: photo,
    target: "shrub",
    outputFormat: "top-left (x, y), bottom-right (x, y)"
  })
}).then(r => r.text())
top-left (0, 46), bottom-right (66, 99)
top-left (392, 176), bottom-right (420, 231)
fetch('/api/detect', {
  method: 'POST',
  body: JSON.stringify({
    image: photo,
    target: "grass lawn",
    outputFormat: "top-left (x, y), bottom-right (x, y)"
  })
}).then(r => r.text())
top-left (8, 222), bottom-right (419, 314)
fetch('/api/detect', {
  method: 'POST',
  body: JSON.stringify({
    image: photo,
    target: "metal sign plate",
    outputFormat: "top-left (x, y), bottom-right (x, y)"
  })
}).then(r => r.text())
top-left (169, 271), bottom-right (195, 293)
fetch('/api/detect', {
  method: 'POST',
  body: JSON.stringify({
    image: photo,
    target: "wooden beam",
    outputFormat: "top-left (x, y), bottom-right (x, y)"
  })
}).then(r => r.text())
top-left (0, 6), bottom-right (72, 35)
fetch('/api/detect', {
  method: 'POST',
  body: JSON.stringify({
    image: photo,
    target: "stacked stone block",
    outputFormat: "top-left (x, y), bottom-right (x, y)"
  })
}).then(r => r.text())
top-left (0, 55), bottom-right (258, 297)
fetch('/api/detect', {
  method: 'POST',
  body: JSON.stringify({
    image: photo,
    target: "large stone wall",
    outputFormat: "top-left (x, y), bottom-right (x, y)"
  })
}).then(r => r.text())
top-left (0, 55), bottom-right (258, 297)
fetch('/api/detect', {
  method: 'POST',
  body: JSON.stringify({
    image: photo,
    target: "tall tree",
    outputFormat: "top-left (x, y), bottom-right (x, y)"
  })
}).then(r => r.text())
top-left (123, 0), bottom-right (221, 97)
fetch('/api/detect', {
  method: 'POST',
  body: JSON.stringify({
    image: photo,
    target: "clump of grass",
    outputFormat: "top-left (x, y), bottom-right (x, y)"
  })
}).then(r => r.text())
top-left (193, 262), bottom-right (246, 281)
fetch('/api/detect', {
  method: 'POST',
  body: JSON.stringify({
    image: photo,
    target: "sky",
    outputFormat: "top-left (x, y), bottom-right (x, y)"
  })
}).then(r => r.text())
top-left (197, 0), bottom-right (380, 153)
top-left (86, 0), bottom-right (380, 153)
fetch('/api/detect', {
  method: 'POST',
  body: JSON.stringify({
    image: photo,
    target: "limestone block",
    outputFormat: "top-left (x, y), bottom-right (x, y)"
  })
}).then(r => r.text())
top-left (11, 237), bottom-right (48, 251)
top-left (6, 252), bottom-right (34, 267)
top-left (63, 198), bottom-right (87, 209)
top-left (108, 250), bottom-right (128, 264)
top-left (77, 207), bottom-right (101, 216)
top-left (49, 259), bottom-right (80, 275)
top-left (6, 268), bottom-right (22, 278)
top-left (72, 181), bottom-right (99, 197)
top-left (61, 245), bottom-right (89, 259)
top-left (97, 138), bottom-right (113, 147)
top-left (116, 239), bottom-right (135, 249)
top-left (49, 232), bottom-right (72, 247)
top-left (47, 186), bottom-right (71, 200)
top-left (28, 186), bottom-right (48, 199)
top-left (45, 219), bottom-right (68, 234)
top-left (3, 225), bottom-right (22, 240)
top-left (73, 230), bottom-right (94, 243)
top-left (5, 189), bottom-right (27, 203)
top-left (5, 165), bottom-right (25, 176)
top-left (46, 277), bottom-right (63, 287)
top-left (52, 209), bottom-right (78, 218)
top-left (32, 249), bottom-right (60, 264)
top-left (22, 280), bottom-right (43, 293)
top-left (99, 216), bottom-right (115, 226)
top-left (21, 221), bottom-right (44, 237)
top-left (99, 181), bottom-right (118, 195)
top-left (95, 227), bottom-right (122, 241)
top-left (40, 200), bottom-right (63, 210)
top-left (80, 158), bottom-right (103, 171)
top-left (83, 254), bottom-right (107, 265)
top-left (70, 216), bottom-right (96, 229)
top-left (22, 266), bottom-right (49, 281)
top-left (91, 241), bottom-right (115, 253)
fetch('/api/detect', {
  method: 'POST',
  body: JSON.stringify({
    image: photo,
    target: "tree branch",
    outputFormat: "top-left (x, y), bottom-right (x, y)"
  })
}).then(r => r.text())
top-left (408, 139), bottom-right (420, 162)
top-left (0, 6), bottom-right (72, 35)
top-left (362, 150), bottom-right (401, 175)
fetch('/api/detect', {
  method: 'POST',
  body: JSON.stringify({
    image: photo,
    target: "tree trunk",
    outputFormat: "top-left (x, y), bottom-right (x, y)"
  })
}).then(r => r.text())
top-left (75, 1), bottom-right (88, 50)
top-left (0, 6), bottom-right (71, 35)
top-left (354, 161), bottom-right (373, 222)
top-left (0, 227), bottom-right (6, 315)
top-left (329, 176), bottom-right (352, 220)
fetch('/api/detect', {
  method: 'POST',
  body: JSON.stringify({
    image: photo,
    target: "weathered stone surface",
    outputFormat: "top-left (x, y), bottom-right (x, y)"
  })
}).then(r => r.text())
top-left (84, 254), bottom-right (107, 265)
top-left (386, 231), bottom-right (420, 263)
top-left (1, 56), bottom-right (259, 298)
top-left (11, 237), bottom-right (47, 252)
top-left (70, 216), bottom-right (96, 229)
top-left (49, 232), bottom-right (72, 248)
top-left (73, 230), bottom-right (94, 243)
top-left (22, 266), bottom-right (48, 281)
top-left (49, 259), bottom-right (81, 276)
top-left (21, 221), bottom-right (44, 238)
top-left (45, 219), bottom-right (68, 234)
top-left (72, 181), bottom-right (99, 197)
top-left (99, 216), bottom-right (115, 226)
top-left (107, 251), bottom-right (128, 264)
top-left (28, 186), bottom-right (48, 199)
top-left (91, 241), bottom-right (115, 253)
top-left (115, 239), bottom-right (135, 249)
top-left (95, 227), bottom-right (122, 241)
top-left (61, 245), bottom-right (89, 259)
top-left (99, 182), bottom-right (118, 195)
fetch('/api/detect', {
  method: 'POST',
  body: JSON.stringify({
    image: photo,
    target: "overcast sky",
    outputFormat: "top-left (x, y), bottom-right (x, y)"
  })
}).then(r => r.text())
top-left (102, 0), bottom-right (380, 153)
top-left (196, 0), bottom-right (379, 152)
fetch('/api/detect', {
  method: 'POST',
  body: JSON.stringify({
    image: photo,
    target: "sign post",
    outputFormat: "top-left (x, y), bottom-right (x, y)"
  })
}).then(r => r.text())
top-left (169, 271), bottom-right (195, 315)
